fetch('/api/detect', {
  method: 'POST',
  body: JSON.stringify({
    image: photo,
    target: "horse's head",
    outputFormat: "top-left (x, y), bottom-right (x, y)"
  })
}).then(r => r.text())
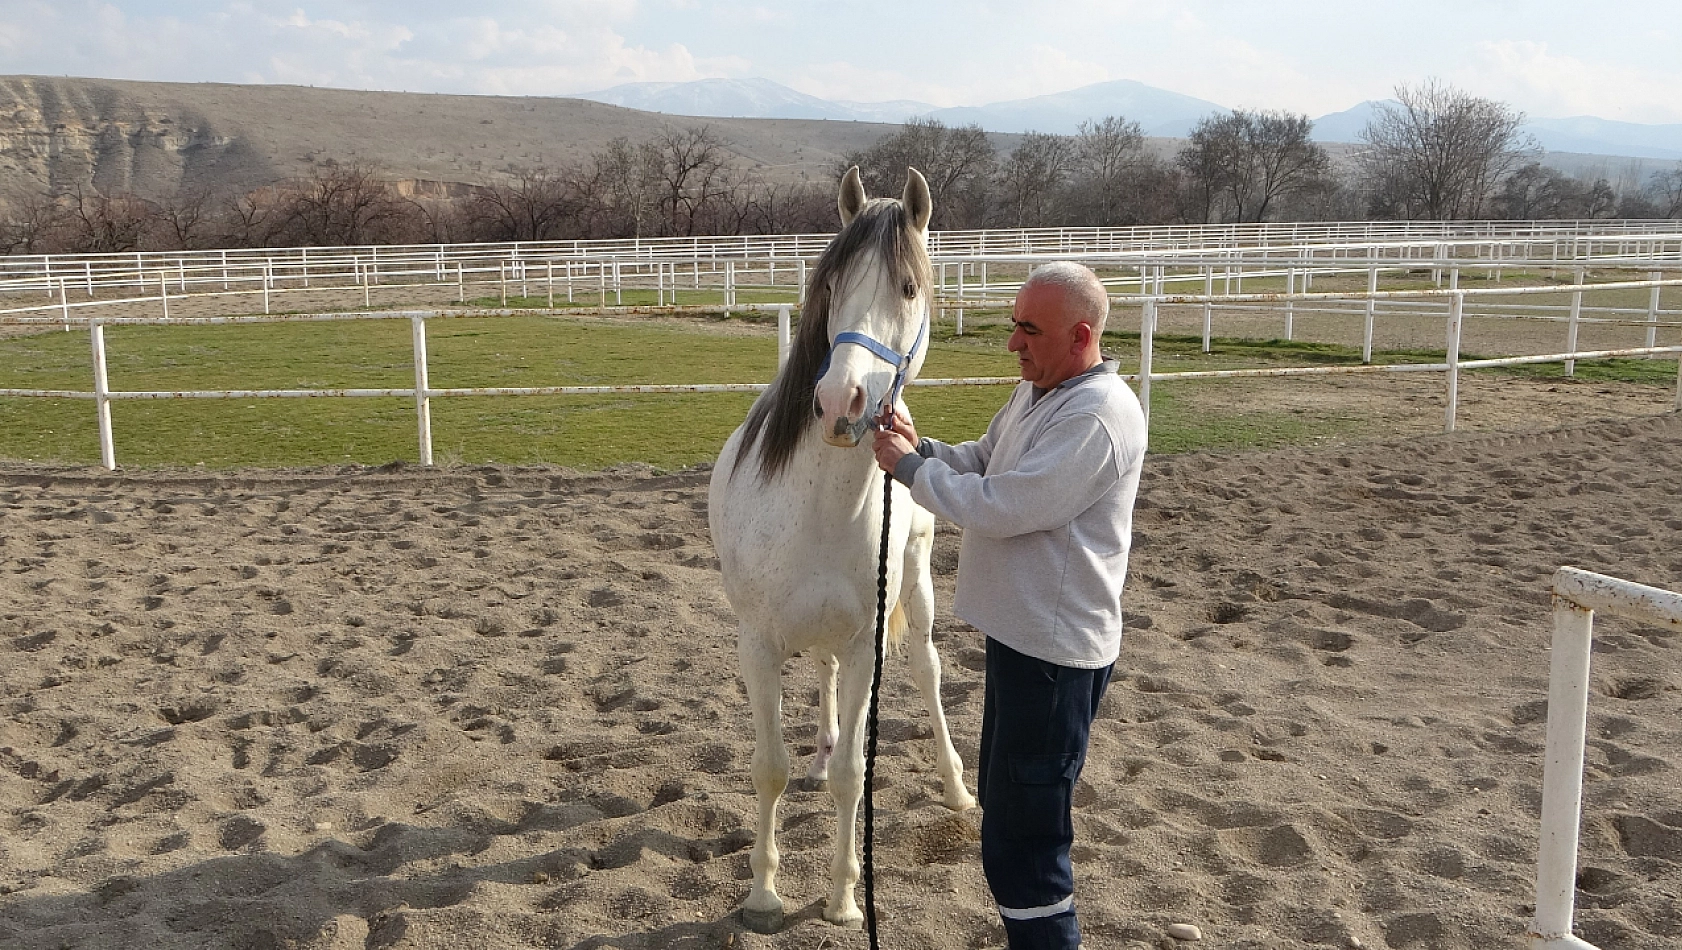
top-left (810, 166), bottom-right (933, 447)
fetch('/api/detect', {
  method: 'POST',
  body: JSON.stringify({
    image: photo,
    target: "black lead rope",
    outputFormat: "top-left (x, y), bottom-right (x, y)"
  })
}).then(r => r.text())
top-left (863, 466), bottom-right (891, 950)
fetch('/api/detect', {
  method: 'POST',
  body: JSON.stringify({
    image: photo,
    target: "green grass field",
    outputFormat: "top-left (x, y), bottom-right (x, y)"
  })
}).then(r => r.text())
top-left (0, 306), bottom-right (1673, 469)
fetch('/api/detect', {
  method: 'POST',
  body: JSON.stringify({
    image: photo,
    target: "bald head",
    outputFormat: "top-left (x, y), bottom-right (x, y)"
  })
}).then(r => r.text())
top-left (1021, 262), bottom-right (1109, 334)
top-left (1008, 262), bottom-right (1109, 389)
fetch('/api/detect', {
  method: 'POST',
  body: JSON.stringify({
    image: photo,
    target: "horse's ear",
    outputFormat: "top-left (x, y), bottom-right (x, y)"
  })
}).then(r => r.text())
top-left (838, 166), bottom-right (866, 226)
top-left (902, 167), bottom-right (932, 232)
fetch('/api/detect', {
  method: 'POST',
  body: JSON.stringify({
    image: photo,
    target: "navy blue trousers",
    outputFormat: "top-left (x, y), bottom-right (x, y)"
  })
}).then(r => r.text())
top-left (978, 637), bottom-right (1114, 950)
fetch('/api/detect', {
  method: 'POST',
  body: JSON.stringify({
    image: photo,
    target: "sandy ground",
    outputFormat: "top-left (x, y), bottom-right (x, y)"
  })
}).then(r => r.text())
top-left (1, 401), bottom-right (1679, 949)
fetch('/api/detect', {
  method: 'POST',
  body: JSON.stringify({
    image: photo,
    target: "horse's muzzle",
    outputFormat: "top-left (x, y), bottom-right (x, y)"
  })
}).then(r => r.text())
top-left (822, 414), bottom-right (872, 447)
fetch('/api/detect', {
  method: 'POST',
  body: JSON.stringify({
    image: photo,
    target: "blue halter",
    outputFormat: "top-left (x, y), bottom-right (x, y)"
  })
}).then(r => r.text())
top-left (815, 309), bottom-right (928, 421)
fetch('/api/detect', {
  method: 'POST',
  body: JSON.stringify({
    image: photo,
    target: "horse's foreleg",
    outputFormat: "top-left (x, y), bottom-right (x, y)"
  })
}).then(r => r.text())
top-left (739, 633), bottom-right (789, 933)
top-left (904, 538), bottom-right (977, 812)
top-left (806, 651), bottom-right (839, 784)
top-left (823, 643), bottom-right (874, 929)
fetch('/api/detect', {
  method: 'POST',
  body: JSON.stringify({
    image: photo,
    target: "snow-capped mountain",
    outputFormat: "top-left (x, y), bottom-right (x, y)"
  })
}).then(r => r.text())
top-left (572, 77), bottom-right (934, 123)
top-left (572, 77), bottom-right (1682, 161)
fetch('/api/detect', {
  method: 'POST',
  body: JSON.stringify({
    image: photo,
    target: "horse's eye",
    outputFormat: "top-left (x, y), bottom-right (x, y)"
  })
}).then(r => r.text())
top-left (902, 280), bottom-right (917, 299)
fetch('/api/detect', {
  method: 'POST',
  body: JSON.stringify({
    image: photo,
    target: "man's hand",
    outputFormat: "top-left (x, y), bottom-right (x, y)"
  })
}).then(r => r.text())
top-left (871, 406), bottom-right (919, 475)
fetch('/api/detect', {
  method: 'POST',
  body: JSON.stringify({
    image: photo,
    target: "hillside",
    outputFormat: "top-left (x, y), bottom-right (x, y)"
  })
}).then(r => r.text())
top-left (0, 76), bottom-right (905, 200)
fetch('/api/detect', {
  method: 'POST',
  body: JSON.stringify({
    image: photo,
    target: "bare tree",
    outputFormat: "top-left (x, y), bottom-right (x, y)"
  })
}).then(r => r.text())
top-left (468, 166), bottom-right (579, 242)
top-left (845, 118), bottom-right (996, 229)
top-left (652, 125), bottom-right (734, 236)
top-left (63, 186), bottom-right (157, 253)
top-left (596, 136), bottom-right (664, 238)
top-left (998, 132), bottom-right (1076, 227)
top-left (273, 161), bottom-right (414, 246)
top-left (1358, 80), bottom-right (1533, 220)
top-left (1646, 165), bottom-right (1682, 218)
top-left (217, 188), bottom-right (282, 248)
top-left (1178, 111), bottom-right (1330, 223)
top-left (1070, 116), bottom-right (1147, 225)
top-left (746, 179), bottom-right (834, 234)
top-left (152, 187), bottom-right (219, 250)
top-left (0, 190), bottom-right (70, 254)
top-left (1175, 115), bottom-right (1240, 224)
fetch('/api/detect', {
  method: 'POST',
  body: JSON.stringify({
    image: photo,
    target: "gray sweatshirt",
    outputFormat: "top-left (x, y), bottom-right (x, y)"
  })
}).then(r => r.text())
top-left (896, 361), bottom-right (1146, 668)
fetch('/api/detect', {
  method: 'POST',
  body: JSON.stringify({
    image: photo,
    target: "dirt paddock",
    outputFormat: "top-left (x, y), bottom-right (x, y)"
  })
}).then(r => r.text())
top-left (2, 278), bottom-right (1681, 949)
top-left (2, 394), bottom-right (1680, 948)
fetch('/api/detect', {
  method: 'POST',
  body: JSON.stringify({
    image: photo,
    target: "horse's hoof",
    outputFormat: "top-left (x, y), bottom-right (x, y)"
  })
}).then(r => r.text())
top-left (945, 790), bottom-right (978, 812)
top-left (793, 775), bottom-right (828, 793)
top-left (740, 907), bottom-right (784, 934)
top-left (825, 907), bottom-right (865, 930)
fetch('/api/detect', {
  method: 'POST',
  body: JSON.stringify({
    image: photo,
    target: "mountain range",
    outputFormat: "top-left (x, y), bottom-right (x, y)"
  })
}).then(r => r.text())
top-left (579, 78), bottom-right (1682, 163)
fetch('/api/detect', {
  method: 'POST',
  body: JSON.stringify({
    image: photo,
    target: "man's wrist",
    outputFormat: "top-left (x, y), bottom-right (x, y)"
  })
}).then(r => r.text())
top-left (892, 451), bottom-right (925, 487)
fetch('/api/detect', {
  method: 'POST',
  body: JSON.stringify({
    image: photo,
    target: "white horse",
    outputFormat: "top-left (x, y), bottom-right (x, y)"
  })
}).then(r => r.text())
top-left (708, 166), bottom-right (976, 932)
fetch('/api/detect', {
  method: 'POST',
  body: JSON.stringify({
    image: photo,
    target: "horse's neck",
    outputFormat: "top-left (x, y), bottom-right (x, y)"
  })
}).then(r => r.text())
top-left (789, 429), bottom-right (879, 501)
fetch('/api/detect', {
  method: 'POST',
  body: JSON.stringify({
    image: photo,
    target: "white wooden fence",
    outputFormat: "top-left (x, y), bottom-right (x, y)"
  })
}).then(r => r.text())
top-left (2, 222), bottom-right (1681, 469)
top-left (1531, 568), bottom-right (1682, 949)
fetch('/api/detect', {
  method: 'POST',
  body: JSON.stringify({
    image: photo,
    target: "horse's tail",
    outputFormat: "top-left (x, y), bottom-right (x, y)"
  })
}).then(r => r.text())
top-left (887, 600), bottom-right (908, 652)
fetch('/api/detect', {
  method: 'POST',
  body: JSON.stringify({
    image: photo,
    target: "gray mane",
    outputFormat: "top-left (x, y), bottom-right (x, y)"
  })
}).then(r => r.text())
top-left (730, 199), bottom-right (932, 482)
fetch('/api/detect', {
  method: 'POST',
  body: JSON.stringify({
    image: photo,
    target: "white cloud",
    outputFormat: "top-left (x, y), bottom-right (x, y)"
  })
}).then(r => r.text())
top-left (1, 0), bottom-right (1678, 128)
top-left (0, 0), bottom-right (713, 95)
top-left (1463, 40), bottom-right (1682, 124)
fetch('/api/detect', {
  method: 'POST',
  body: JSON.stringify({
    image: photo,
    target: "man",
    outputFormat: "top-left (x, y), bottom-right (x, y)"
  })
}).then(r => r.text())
top-left (872, 261), bottom-right (1146, 949)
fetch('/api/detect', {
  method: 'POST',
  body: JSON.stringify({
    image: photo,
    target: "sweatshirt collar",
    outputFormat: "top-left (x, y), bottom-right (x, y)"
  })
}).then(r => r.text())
top-left (1031, 358), bottom-right (1120, 402)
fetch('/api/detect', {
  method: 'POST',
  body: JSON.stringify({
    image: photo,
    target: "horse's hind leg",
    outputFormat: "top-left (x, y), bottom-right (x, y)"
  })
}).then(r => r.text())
top-left (805, 651), bottom-right (839, 786)
top-left (739, 630), bottom-right (790, 933)
top-left (903, 520), bottom-right (977, 812)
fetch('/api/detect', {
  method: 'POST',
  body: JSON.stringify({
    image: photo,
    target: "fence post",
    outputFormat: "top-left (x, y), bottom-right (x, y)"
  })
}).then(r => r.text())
top-left (1646, 272), bottom-right (1660, 350)
top-left (1201, 267), bottom-right (1213, 354)
top-left (1445, 292), bottom-right (1464, 432)
top-left (90, 319), bottom-right (116, 471)
top-left (457, 261), bottom-right (465, 303)
top-left (60, 278), bottom-right (71, 332)
top-left (1530, 595), bottom-right (1597, 950)
top-left (500, 262), bottom-right (508, 307)
top-left (1140, 298), bottom-right (1156, 428)
top-left (548, 261), bottom-right (555, 309)
top-left (160, 271), bottom-right (170, 320)
top-left (1285, 267), bottom-right (1295, 341)
top-left (956, 262), bottom-right (966, 336)
top-left (411, 315), bottom-right (434, 466)
top-left (263, 262), bottom-right (272, 314)
top-left (777, 305), bottom-right (792, 370)
top-left (1565, 267), bottom-right (1584, 377)
top-left (1363, 266), bottom-right (1378, 364)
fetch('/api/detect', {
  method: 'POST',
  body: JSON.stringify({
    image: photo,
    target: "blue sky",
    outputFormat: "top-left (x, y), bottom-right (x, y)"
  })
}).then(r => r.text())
top-left (1, 1), bottom-right (1679, 123)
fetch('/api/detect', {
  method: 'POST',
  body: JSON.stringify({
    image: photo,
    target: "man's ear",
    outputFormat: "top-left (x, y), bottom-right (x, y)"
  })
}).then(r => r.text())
top-left (1071, 321), bottom-right (1094, 353)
